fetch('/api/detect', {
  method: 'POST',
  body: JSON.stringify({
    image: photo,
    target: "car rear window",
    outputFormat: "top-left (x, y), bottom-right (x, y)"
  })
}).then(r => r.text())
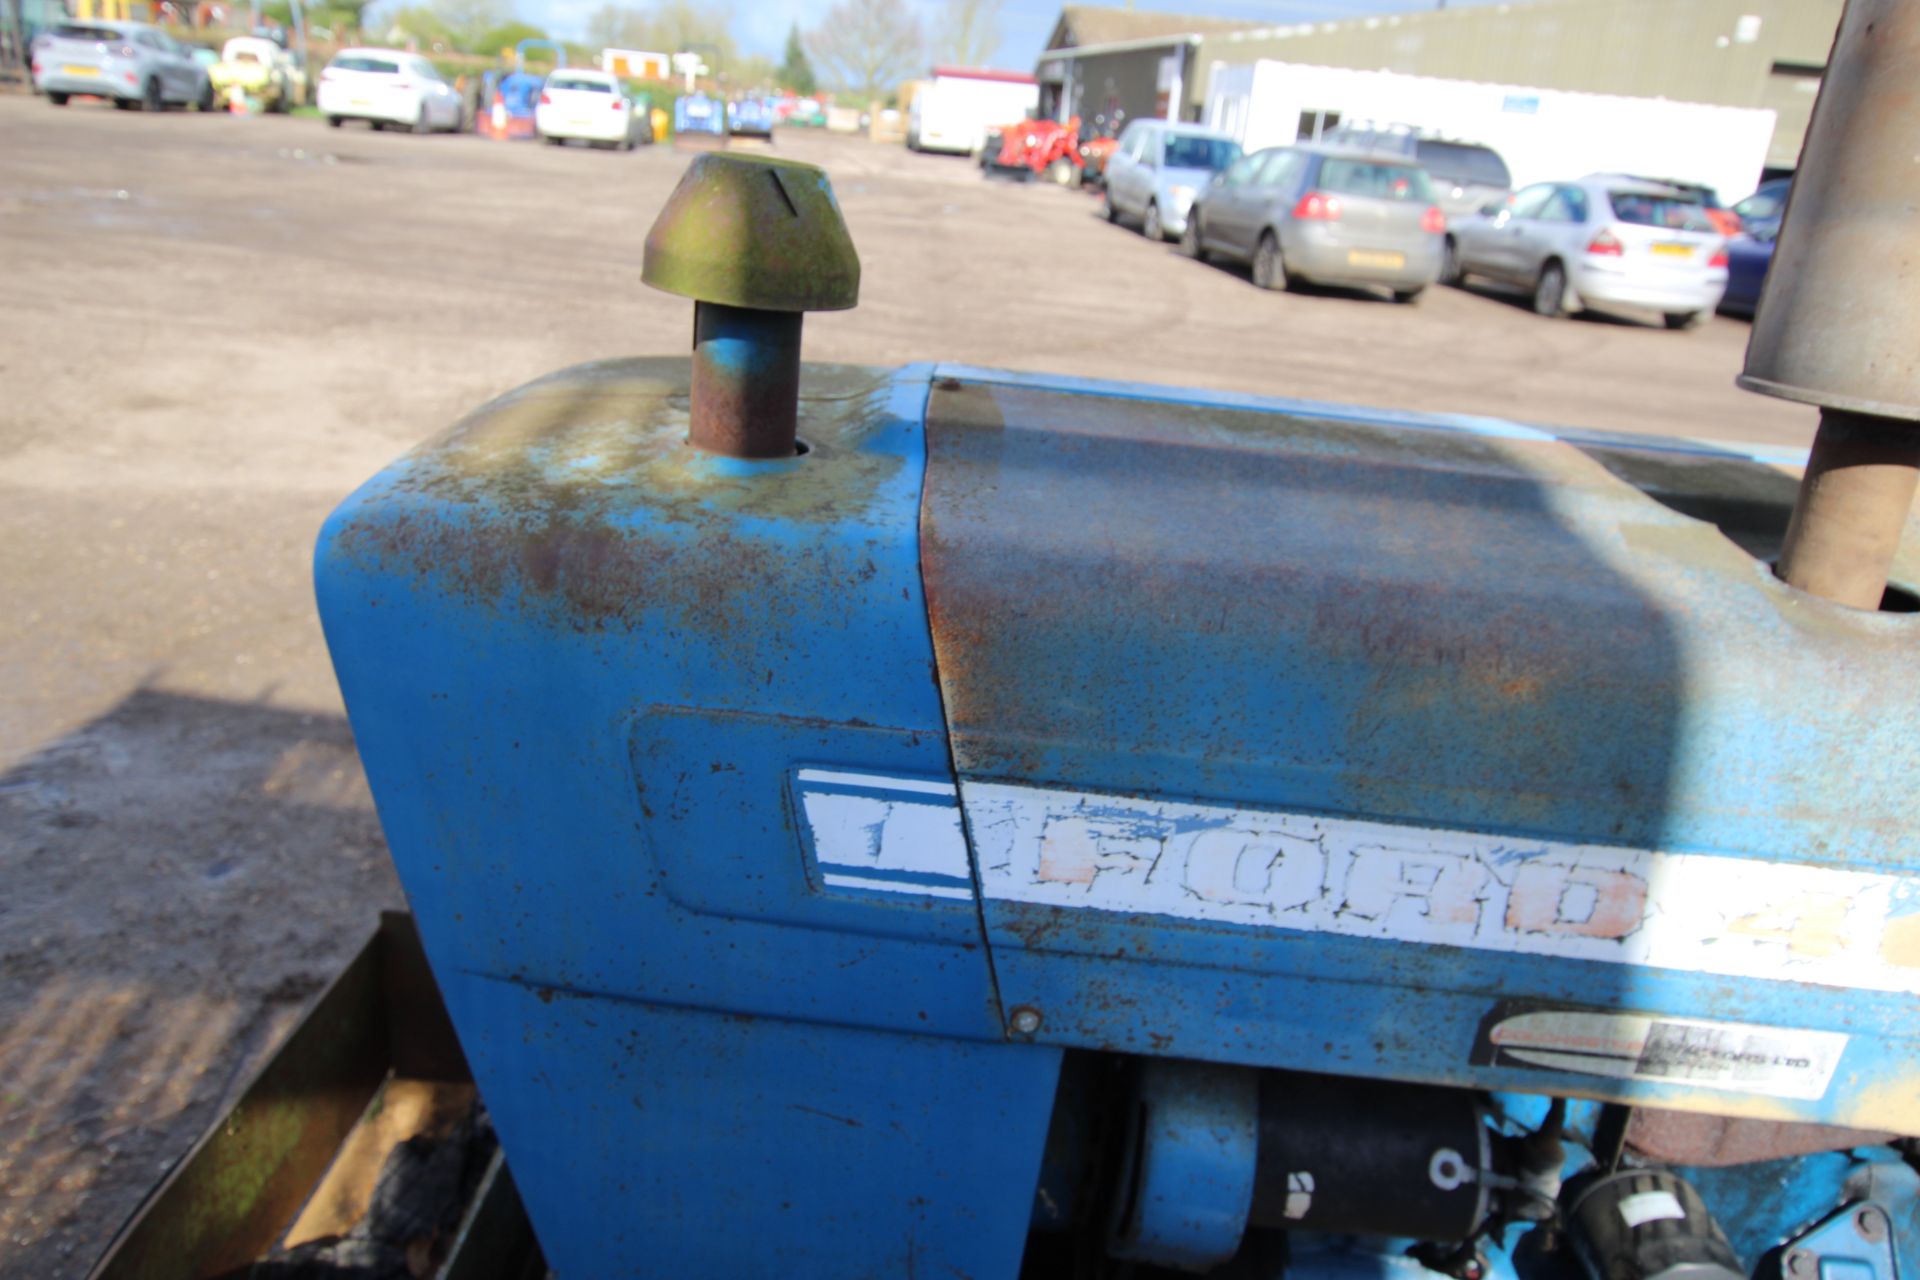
top-left (1607, 190), bottom-right (1716, 231)
top-left (1319, 158), bottom-right (1434, 202)
top-left (549, 77), bottom-right (613, 92)
top-left (1416, 141), bottom-right (1511, 189)
top-left (332, 54), bottom-right (400, 74)
top-left (1163, 136), bottom-right (1240, 171)
top-left (53, 23), bottom-right (123, 40)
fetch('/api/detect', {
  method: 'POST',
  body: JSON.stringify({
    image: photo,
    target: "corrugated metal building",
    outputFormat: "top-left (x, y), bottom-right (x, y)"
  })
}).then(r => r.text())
top-left (1036, 6), bottom-right (1256, 136)
top-left (1038, 0), bottom-right (1842, 171)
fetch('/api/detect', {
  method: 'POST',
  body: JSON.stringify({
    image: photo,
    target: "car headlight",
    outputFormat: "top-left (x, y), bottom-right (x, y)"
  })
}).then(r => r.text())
top-left (1168, 184), bottom-right (1196, 205)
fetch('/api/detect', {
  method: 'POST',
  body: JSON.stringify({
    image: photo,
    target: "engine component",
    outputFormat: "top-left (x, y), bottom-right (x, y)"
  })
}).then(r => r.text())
top-left (1248, 1071), bottom-right (1490, 1240)
top-left (1780, 1201), bottom-right (1900, 1280)
top-left (1106, 1060), bottom-right (1260, 1272)
top-left (1565, 1170), bottom-right (1742, 1280)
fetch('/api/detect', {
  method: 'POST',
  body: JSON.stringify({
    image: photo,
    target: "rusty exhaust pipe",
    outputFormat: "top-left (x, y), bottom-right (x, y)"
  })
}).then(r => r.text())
top-left (1739, 0), bottom-right (1920, 609)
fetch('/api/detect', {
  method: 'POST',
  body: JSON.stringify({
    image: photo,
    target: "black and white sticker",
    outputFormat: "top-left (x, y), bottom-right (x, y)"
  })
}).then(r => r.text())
top-left (1471, 1001), bottom-right (1846, 1101)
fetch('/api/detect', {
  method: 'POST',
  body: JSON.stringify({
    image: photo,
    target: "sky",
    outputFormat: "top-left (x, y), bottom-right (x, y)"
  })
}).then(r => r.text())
top-left (522, 0), bottom-right (1505, 74)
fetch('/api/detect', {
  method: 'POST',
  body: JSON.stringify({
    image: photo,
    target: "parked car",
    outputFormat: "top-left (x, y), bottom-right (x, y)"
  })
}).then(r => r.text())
top-left (31, 20), bottom-right (213, 112)
top-left (1412, 138), bottom-right (1513, 220)
top-left (1445, 176), bottom-right (1727, 328)
top-left (207, 35), bottom-right (307, 112)
top-left (318, 48), bottom-right (463, 133)
top-left (1102, 120), bottom-right (1242, 242)
top-left (533, 69), bottom-right (644, 149)
top-left (1732, 177), bottom-right (1793, 239)
top-left (728, 96), bottom-right (775, 139)
top-left (1181, 143), bottom-right (1446, 302)
top-left (1719, 180), bottom-right (1791, 318)
top-left (1325, 126), bottom-right (1512, 221)
top-left (1627, 176), bottom-right (1741, 235)
top-left (1718, 230), bottom-right (1776, 319)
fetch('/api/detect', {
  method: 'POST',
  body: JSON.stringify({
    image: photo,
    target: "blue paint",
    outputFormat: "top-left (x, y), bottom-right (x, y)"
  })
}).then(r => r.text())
top-left (318, 357), bottom-right (1915, 1274)
top-left (317, 361), bottom-right (1061, 1275)
top-left (1108, 1060), bottom-right (1259, 1270)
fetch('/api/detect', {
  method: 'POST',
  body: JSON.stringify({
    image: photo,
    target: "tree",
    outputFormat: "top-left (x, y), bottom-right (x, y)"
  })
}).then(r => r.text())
top-left (375, 0), bottom-right (506, 50)
top-left (476, 20), bottom-right (549, 56)
top-left (934, 0), bottom-right (1001, 68)
top-left (778, 22), bottom-right (815, 95)
top-left (584, 0), bottom-right (735, 69)
top-left (806, 0), bottom-right (920, 106)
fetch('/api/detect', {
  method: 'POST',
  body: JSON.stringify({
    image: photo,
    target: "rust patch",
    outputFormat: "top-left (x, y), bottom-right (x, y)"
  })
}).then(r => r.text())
top-left (330, 358), bottom-right (905, 637)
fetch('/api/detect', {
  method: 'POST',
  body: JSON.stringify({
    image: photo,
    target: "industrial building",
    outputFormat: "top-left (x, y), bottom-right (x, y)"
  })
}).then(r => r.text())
top-left (1037, 0), bottom-right (1841, 173)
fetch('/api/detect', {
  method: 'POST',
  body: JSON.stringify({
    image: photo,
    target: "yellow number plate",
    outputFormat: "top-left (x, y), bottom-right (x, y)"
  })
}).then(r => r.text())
top-left (1651, 242), bottom-right (1695, 258)
top-left (1347, 250), bottom-right (1406, 269)
top-left (62, 64), bottom-right (100, 76)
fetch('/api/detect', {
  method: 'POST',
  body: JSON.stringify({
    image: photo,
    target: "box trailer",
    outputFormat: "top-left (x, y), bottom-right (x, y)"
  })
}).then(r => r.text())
top-left (1204, 60), bottom-right (1777, 206)
top-left (908, 66), bottom-right (1040, 155)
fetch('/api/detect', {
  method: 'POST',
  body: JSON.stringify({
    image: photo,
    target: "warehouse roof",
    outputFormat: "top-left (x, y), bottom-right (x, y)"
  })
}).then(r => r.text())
top-left (1042, 5), bottom-right (1260, 53)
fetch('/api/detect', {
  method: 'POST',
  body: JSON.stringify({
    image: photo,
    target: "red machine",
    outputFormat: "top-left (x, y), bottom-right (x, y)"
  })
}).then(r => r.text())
top-left (988, 114), bottom-right (1083, 184)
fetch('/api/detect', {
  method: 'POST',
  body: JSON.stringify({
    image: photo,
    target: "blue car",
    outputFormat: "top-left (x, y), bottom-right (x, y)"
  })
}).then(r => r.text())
top-left (1718, 178), bottom-right (1791, 318)
top-left (674, 91), bottom-right (727, 140)
top-left (728, 96), bottom-right (774, 138)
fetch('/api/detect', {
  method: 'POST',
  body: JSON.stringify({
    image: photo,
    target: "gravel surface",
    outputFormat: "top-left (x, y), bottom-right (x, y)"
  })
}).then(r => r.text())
top-left (0, 92), bottom-right (1816, 1278)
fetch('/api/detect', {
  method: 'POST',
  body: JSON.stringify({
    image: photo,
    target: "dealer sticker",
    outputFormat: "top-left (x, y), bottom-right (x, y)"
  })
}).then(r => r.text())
top-left (1470, 1001), bottom-right (1847, 1100)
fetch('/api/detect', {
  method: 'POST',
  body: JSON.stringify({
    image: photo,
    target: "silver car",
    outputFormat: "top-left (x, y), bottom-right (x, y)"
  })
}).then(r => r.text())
top-left (32, 20), bottom-right (212, 112)
top-left (1181, 143), bottom-right (1447, 302)
top-left (1102, 120), bottom-right (1242, 242)
top-left (1445, 176), bottom-right (1728, 329)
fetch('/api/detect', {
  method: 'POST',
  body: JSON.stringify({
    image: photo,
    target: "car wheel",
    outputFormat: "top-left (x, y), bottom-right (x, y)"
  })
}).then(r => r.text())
top-left (142, 77), bottom-right (162, 112)
top-left (1393, 287), bottom-right (1425, 305)
top-left (1047, 157), bottom-right (1074, 186)
top-left (326, 114), bottom-right (343, 128)
top-left (1143, 201), bottom-right (1164, 243)
top-left (1532, 261), bottom-right (1567, 318)
top-left (1179, 214), bottom-right (1207, 262)
top-left (1440, 236), bottom-right (1462, 285)
top-left (1663, 310), bottom-right (1707, 331)
top-left (1102, 191), bottom-right (1118, 223)
top-left (47, 92), bottom-right (69, 106)
top-left (1252, 232), bottom-right (1290, 292)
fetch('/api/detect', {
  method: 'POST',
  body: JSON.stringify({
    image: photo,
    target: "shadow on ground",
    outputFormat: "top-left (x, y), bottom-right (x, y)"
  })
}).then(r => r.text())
top-left (0, 686), bottom-right (398, 1279)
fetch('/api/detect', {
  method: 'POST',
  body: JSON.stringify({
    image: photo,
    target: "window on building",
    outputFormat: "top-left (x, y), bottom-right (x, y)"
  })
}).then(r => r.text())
top-left (1296, 109), bottom-right (1341, 143)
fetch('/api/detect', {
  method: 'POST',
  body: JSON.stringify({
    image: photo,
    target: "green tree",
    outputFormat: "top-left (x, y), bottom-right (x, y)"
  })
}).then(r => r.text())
top-left (806, 0), bottom-right (919, 106)
top-left (934, 0), bottom-right (1001, 68)
top-left (585, 0), bottom-right (734, 68)
top-left (475, 19), bottom-right (549, 57)
top-left (779, 22), bottom-right (815, 94)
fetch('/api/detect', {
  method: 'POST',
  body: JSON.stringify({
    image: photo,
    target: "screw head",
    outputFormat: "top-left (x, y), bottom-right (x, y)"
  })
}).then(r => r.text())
top-left (1855, 1206), bottom-right (1887, 1243)
top-left (1786, 1249), bottom-right (1819, 1280)
top-left (1008, 1005), bottom-right (1043, 1036)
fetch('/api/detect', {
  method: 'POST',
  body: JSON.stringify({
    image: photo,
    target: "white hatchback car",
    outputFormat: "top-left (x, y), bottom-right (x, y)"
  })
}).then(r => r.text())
top-left (534, 70), bottom-right (644, 149)
top-left (318, 48), bottom-right (463, 133)
top-left (1446, 175), bottom-right (1728, 329)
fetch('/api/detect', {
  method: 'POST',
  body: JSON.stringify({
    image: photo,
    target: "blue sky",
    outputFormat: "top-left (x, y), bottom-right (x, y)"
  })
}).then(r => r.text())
top-left (523, 0), bottom-right (1501, 71)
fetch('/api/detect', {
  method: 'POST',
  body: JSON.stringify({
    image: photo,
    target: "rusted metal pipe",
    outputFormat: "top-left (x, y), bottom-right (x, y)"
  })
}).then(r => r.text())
top-left (1737, 0), bottom-right (1919, 608)
top-left (1776, 409), bottom-right (1920, 609)
top-left (641, 151), bottom-right (860, 459)
top-left (690, 303), bottom-right (804, 458)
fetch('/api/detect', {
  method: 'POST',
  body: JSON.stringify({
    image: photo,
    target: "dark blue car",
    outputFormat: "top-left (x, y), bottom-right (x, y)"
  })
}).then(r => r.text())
top-left (1718, 178), bottom-right (1791, 318)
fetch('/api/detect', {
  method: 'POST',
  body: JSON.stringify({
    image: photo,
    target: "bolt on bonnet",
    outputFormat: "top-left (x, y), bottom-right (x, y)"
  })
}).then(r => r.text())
top-left (643, 152), bottom-right (860, 458)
